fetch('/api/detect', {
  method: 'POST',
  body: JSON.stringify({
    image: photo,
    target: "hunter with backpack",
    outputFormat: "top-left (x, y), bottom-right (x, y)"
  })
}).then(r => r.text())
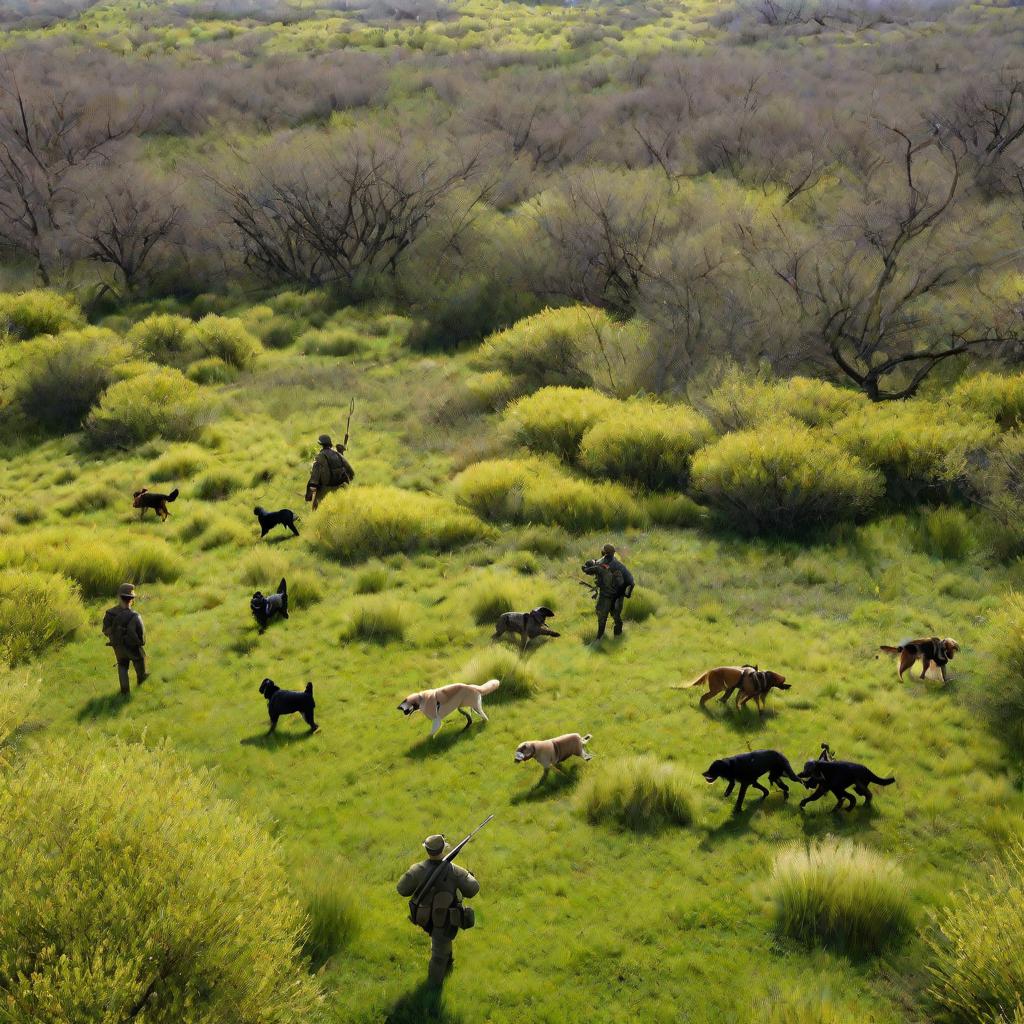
top-left (101, 583), bottom-right (147, 696)
top-left (305, 432), bottom-right (355, 510)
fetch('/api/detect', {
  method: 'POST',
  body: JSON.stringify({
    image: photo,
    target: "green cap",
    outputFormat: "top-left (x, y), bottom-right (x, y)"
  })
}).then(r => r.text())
top-left (318, 434), bottom-right (332, 447)
top-left (423, 834), bottom-right (446, 855)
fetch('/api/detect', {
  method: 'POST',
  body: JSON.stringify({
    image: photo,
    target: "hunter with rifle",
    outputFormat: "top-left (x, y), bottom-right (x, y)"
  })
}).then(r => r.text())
top-left (396, 815), bottom-right (491, 986)
top-left (305, 399), bottom-right (356, 510)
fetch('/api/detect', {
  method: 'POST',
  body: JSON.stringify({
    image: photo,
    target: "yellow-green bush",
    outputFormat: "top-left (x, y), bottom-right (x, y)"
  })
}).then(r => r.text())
top-left (952, 371), bottom-right (1024, 431)
top-left (690, 425), bottom-right (882, 534)
top-left (187, 314), bottom-right (261, 369)
top-left (354, 565), bottom-right (392, 594)
top-left (622, 589), bottom-right (659, 622)
top-left (579, 399), bottom-right (713, 489)
top-left (915, 507), bottom-right (975, 561)
top-left (298, 325), bottom-right (368, 357)
top-left (194, 467), bottom-right (246, 501)
top-left (84, 368), bottom-right (212, 448)
top-left (459, 371), bottom-right (522, 414)
top-left (645, 492), bottom-right (704, 528)
top-left (311, 485), bottom-right (491, 562)
top-left (458, 647), bottom-right (536, 700)
top-left (0, 668), bottom-right (38, 762)
top-left (255, 313), bottom-right (302, 350)
top-left (453, 456), bottom-right (647, 533)
top-left (0, 289), bottom-right (84, 340)
top-left (151, 443), bottom-right (209, 482)
top-left (504, 386), bottom-right (617, 461)
top-left (832, 401), bottom-right (994, 504)
top-left (981, 592), bottom-right (1024, 749)
top-left (927, 839), bottom-right (1024, 1023)
top-left (0, 569), bottom-right (85, 665)
top-left (0, 741), bottom-right (323, 1023)
top-left (577, 756), bottom-right (693, 832)
top-left (771, 838), bottom-right (912, 955)
top-left (187, 356), bottom-right (237, 385)
top-left (341, 596), bottom-right (408, 642)
top-left (127, 313), bottom-right (195, 364)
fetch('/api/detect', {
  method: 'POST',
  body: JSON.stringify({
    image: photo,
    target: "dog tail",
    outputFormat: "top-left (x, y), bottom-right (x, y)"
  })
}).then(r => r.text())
top-left (581, 733), bottom-right (592, 743)
top-left (478, 678), bottom-right (501, 695)
top-left (167, 488), bottom-right (179, 502)
top-left (868, 772), bottom-right (895, 786)
top-left (277, 578), bottom-right (287, 596)
top-left (879, 645), bottom-right (901, 655)
top-left (676, 671), bottom-right (709, 690)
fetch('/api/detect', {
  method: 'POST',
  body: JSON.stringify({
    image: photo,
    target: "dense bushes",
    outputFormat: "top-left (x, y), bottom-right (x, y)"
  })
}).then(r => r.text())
top-left (0, 741), bottom-right (323, 1023)
top-left (691, 425), bottom-right (882, 535)
top-left (84, 368), bottom-right (211, 448)
top-left (311, 485), bottom-right (491, 562)
top-left (127, 313), bottom-right (261, 370)
top-left (127, 313), bottom-right (194, 363)
top-left (771, 838), bottom-right (912, 956)
top-left (0, 569), bottom-right (85, 665)
top-left (504, 386), bottom-right (617, 461)
top-left (964, 431), bottom-right (1024, 559)
top-left (927, 840), bottom-right (1024, 1023)
top-left (577, 756), bottom-right (693, 832)
top-left (298, 325), bottom-right (367, 357)
top-left (952, 371), bottom-right (1024, 430)
top-left (0, 289), bottom-right (84, 340)
top-left (453, 456), bottom-right (647, 532)
top-left (980, 592), bottom-right (1024, 749)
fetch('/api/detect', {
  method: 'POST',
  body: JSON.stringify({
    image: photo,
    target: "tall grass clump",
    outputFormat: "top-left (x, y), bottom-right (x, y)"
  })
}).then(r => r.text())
top-left (466, 572), bottom-right (536, 625)
top-left (579, 399), bottom-right (713, 490)
top-left (127, 313), bottom-right (195, 364)
top-left (926, 839), bottom-right (1024, 1023)
top-left (504, 386), bottom-right (618, 461)
top-left (457, 371), bottom-right (523, 415)
top-left (151, 443), bottom-right (209, 481)
top-left (311, 485), bottom-right (491, 563)
top-left (0, 289), bottom-right (84, 340)
top-left (458, 647), bottom-right (537, 700)
top-left (354, 565), bottom-right (392, 594)
top-left (980, 592), bottom-right (1024, 748)
top-left (194, 467), bottom-right (246, 500)
top-left (453, 456), bottom-right (647, 533)
top-left (298, 325), bottom-right (368, 357)
top-left (186, 314), bottom-right (261, 369)
top-left (771, 838), bottom-right (912, 956)
top-left (915, 507), bottom-right (975, 560)
top-left (0, 569), bottom-right (85, 665)
top-left (0, 741), bottom-right (322, 1023)
top-left (300, 863), bottom-right (360, 970)
top-left (0, 668), bottom-right (39, 762)
top-left (952, 371), bottom-right (1024, 431)
top-left (578, 757), bottom-right (692, 832)
top-left (622, 589), bottom-right (659, 622)
top-left (84, 368), bottom-right (212, 448)
top-left (691, 425), bottom-right (882, 535)
top-left (341, 596), bottom-right (408, 642)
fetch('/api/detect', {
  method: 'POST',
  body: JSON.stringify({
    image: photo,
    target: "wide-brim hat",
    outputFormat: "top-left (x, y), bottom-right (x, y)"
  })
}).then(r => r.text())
top-left (117, 583), bottom-right (137, 599)
top-left (318, 434), bottom-right (333, 446)
top-left (423, 834), bottom-right (447, 856)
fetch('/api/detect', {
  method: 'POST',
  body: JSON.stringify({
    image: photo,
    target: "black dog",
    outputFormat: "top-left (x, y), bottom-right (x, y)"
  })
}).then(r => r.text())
top-left (798, 758), bottom-right (895, 812)
top-left (492, 607), bottom-right (560, 649)
top-left (254, 506), bottom-right (299, 539)
top-left (251, 578), bottom-right (288, 633)
top-left (259, 678), bottom-right (318, 733)
top-left (702, 749), bottom-right (804, 812)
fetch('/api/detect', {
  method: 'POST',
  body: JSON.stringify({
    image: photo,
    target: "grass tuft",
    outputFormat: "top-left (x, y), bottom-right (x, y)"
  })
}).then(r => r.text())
top-left (458, 647), bottom-right (536, 701)
top-left (341, 597), bottom-right (408, 643)
top-left (577, 756), bottom-right (693, 832)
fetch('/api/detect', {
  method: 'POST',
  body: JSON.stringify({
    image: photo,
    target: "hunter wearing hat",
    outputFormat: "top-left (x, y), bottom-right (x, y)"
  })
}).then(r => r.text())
top-left (305, 433), bottom-right (354, 510)
top-left (396, 833), bottom-right (480, 986)
top-left (582, 543), bottom-right (635, 640)
top-left (101, 583), bottom-right (147, 696)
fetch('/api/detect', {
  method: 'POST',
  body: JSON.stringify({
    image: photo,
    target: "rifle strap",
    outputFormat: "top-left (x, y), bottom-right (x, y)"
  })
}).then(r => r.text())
top-left (411, 858), bottom-right (452, 910)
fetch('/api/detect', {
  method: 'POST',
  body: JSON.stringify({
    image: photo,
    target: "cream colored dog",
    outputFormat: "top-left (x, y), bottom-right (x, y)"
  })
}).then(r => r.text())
top-left (398, 679), bottom-right (500, 737)
top-left (514, 732), bottom-right (593, 778)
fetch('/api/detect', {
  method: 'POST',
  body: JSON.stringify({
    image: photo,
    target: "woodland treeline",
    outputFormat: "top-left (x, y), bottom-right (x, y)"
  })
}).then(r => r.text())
top-left (3, 0), bottom-right (1024, 397)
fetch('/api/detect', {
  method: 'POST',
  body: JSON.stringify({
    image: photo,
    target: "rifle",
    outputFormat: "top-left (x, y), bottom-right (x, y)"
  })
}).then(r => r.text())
top-left (408, 814), bottom-right (493, 927)
top-left (342, 397), bottom-right (355, 451)
top-left (576, 577), bottom-right (599, 600)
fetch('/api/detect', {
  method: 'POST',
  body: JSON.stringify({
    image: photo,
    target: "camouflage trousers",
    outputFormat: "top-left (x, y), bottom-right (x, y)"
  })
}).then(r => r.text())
top-left (428, 929), bottom-right (456, 985)
top-left (595, 594), bottom-right (624, 638)
top-left (114, 647), bottom-right (146, 695)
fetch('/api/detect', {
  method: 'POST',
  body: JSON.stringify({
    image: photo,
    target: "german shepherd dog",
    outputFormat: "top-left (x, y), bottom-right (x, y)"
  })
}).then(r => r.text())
top-left (259, 678), bottom-right (317, 733)
top-left (251, 578), bottom-right (288, 633)
top-left (681, 665), bottom-right (789, 711)
top-left (880, 637), bottom-right (959, 682)
top-left (253, 506), bottom-right (299, 538)
top-left (798, 758), bottom-right (895, 811)
top-left (132, 487), bottom-right (178, 520)
top-left (514, 732), bottom-right (592, 779)
top-left (398, 679), bottom-right (500, 737)
top-left (492, 607), bottom-right (560, 649)
top-left (702, 750), bottom-right (804, 812)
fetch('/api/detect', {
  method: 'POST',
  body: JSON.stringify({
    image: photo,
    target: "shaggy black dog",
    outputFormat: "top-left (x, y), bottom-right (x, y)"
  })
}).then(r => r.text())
top-left (251, 578), bottom-right (288, 633)
top-left (798, 758), bottom-right (895, 811)
top-left (259, 677), bottom-right (318, 733)
top-left (702, 749), bottom-right (804, 811)
top-left (253, 506), bottom-right (299, 538)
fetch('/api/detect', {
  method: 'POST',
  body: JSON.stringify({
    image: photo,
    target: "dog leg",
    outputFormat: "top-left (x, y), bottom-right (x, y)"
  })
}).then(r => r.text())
top-left (430, 717), bottom-right (444, 737)
top-left (800, 785), bottom-right (827, 809)
top-left (855, 783), bottom-right (872, 803)
top-left (920, 658), bottom-right (931, 680)
top-left (267, 714), bottom-right (278, 734)
top-left (752, 779), bottom-right (770, 801)
top-left (475, 702), bottom-right (489, 722)
top-left (939, 663), bottom-right (948, 684)
top-left (733, 782), bottom-right (749, 812)
top-left (582, 749), bottom-right (593, 761)
top-left (833, 788), bottom-right (855, 811)
top-left (459, 708), bottom-right (473, 730)
top-left (700, 690), bottom-right (715, 708)
top-left (772, 775), bottom-right (790, 797)
top-left (723, 779), bottom-right (735, 797)
top-left (897, 650), bottom-right (914, 681)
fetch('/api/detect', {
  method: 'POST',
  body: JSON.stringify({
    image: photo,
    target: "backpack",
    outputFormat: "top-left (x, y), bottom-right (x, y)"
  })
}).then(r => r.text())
top-left (323, 449), bottom-right (349, 487)
top-left (105, 608), bottom-right (137, 648)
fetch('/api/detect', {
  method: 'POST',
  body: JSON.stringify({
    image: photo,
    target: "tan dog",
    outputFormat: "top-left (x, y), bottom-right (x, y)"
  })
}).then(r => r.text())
top-left (880, 637), bottom-right (959, 682)
top-left (398, 679), bottom-right (500, 737)
top-left (514, 732), bottom-right (593, 779)
top-left (679, 665), bottom-right (789, 711)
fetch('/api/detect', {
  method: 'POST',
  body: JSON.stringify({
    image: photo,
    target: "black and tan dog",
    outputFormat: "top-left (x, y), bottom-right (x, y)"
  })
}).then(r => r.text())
top-left (492, 607), bottom-right (560, 650)
top-left (251, 578), bottom-right (288, 633)
top-left (132, 487), bottom-right (178, 521)
top-left (259, 677), bottom-right (318, 733)
top-left (702, 749), bottom-right (804, 811)
top-left (798, 757), bottom-right (895, 811)
top-left (253, 506), bottom-right (299, 539)
top-left (880, 637), bottom-right (959, 682)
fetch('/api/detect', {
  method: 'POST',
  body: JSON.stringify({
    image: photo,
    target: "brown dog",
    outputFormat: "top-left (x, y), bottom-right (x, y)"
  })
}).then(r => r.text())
top-left (880, 637), bottom-right (959, 682)
top-left (132, 487), bottom-right (178, 521)
top-left (514, 733), bottom-right (592, 779)
top-left (679, 665), bottom-right (789, 713)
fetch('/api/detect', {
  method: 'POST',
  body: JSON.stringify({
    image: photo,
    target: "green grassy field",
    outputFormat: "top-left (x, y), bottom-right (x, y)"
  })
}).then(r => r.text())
top-left (3, 303), bottom-right (1022, 1023)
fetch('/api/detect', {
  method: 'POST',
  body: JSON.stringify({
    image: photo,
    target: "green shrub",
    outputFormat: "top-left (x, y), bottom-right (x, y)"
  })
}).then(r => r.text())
top-left (298, 325), bottom-right (368, 357)
top-left (458, 647), bottom-right (536, 701)
top-left (301, 864), bottom-right (360, 970)
top-left (466, 572), bottom-right (535, 626)
top-left (239, 548), bottom-right (288, 587)
top-left (0, 668), bottom-right (39, 761)
top-left (645, 492), bottom-right (704, 528)
top-left (84, 368), bottom-right (212, 448)
top-left (0, 289), bottom-right (84, 340)
top-left (691, 425), bottom-right (882, 535)
top-left (256, 314), bottom-right (302, 350)
top-left (623, 589), bottom-right (659, 622)
top-left (579, 399), bottom-right (713, 489)
top-left (980, 592), bottom-right (1024, 749)
top-left (453, 456), bottom-right (647, 533)
top-left (577, 756), bottom-right (693, 832)
top-left (952, 371), bottom-right (1024, 430)
top-left (516, 524), bottom-right (570, 556)
top-left (771, 837), bottom-right (912, 955)
top-left (288, 568), bottom-right (325, 609)
top-left (0, 741), bottom-right (322, 1022)
top-left (458, 371), bottom-right (522, 414)
top-left (341, 596), bottom-right (408, 642)
top-left (0, 569), bottom-right (85, 665)
top-left (964, 431), bottom-right (1024, 559)
top-left (354, 565), bottom-right (392, 594)
top-left (833, 401), bottom-right (995, 504)
top-left (122, 538), bottom-right (184, 586)
top-left (915, 507), bottom-right (975, 560)
top-left (504, 386), bottom-right (618, 462)
top-left (127, 313), bottom-right (195, 364)
top-left (187, 357), bottom-right (237, 385)
top-left (151, 443), bottom-right (209, 482)
top-left (57, 483), bottom-right (118, 516)
top-left (311, 485), bottom-right (491, 563)
top-left (187, 315), bottom-right (261, 369)
top-left (194, 467), bottom-right (246, 501)
top-left (927, 839), bottom-right (1024, 1023)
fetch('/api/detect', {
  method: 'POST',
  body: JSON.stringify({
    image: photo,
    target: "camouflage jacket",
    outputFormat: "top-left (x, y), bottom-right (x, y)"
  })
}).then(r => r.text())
top-left (307, 448), bottom-right (352, 491)
top-left (102, 605), bottom-right (145, 651)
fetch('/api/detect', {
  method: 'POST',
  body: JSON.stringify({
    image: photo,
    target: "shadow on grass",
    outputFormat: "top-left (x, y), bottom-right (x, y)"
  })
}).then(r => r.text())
top-left (510, 764), bottom-right (580, 804)
top-left (404, 720), bottom-right (484, 760)
top-left (700, 790), bottom-right (798, 846)
top-left (76, 692), bottom-right (131, 722)
top-left (799, 800), bottom-right (882, 837)
top-left (712, 705), bottom-right (779, 734)
top-left (386, 980), bottom-right (463, 1024)
top-left (240, 728), bottom-right (318, 748)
